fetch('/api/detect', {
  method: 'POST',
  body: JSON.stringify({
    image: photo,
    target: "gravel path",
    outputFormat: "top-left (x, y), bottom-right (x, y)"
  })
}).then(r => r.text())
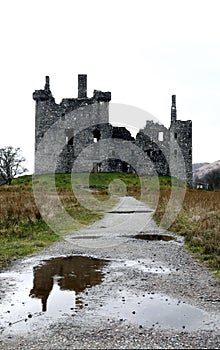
top-left (0, 197), bottom-right (219, 349)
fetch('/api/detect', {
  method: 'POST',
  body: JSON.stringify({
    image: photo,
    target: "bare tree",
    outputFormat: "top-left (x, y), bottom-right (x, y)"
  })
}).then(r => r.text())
top-left (0, 146), bottom-right (28, 185)
top-left (198, 166), bottom-right (220, 190)
top-left (204, 167), bottom-right (220, 190)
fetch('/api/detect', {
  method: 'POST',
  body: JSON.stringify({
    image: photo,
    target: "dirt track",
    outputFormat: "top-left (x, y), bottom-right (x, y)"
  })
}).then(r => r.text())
top-left (0, 197), bottom-right (219, 349)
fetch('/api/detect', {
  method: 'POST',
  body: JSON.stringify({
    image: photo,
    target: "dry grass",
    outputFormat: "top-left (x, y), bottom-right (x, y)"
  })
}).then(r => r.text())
top-left (0, 190), bottom-right (41, 228)
top-left (154, 189), bottom-right (220, 273)
top-left (1, 175), bottom-right (220, 276)
top-left (0, 181), bottom-right (102, 267)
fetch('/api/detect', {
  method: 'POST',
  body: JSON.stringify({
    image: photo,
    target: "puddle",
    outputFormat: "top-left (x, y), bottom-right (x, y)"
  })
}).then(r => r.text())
top-left (132, 234), bottom-right (175, 241)
top-left (0, 256), bottom-right (219, 335)
top-left (97, 291), bottom-right (219, 331)
top-left (108, 210), bottom-right (152, 214)
top-left (0, 256), bottom-right (108, 334)
top-left (111, 259), bottom-right (173, 274)
top-left (70, 236), bottom-right (101, 240)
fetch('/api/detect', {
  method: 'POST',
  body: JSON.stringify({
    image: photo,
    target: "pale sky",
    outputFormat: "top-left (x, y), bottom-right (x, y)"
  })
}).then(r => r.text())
top-left (0, 0), bottom-right (220, 173)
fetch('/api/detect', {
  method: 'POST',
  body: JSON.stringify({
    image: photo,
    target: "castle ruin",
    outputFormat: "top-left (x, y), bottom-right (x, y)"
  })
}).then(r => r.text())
top-left (33, 75), bottom-right (192, 186)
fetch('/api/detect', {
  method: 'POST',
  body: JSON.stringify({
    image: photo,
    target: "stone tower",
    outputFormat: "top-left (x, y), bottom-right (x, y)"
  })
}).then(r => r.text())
top-left (33, 75), bottom-right (111, 174)
top-left (169, 95), bottom-right (193, 187)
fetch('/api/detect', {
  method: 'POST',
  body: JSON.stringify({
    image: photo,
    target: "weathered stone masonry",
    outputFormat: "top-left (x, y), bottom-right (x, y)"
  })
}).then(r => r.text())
top-left (33, 75), bottom-right (192, 186)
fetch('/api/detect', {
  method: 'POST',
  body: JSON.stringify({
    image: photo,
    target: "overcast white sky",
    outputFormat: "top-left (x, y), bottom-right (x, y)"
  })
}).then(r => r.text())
top-left (0, 0), bottom-right (220, 173)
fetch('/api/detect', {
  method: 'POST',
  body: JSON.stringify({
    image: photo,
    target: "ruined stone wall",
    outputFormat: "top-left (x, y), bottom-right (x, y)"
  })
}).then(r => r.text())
top-left (56, 123), bottom-right (113, 173)
top-left (72, 138), bottom-right (156, 176)
top-left (135, 121), bottom-right (170, 176)
top-left (33, 76), bottom-right (192, 186)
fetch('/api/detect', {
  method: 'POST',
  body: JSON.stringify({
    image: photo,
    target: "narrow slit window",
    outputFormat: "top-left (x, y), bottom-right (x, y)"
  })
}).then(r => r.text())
top-left (68, 137), bottom-right (73, 146)
top-left (93, 129), bottom-right (101, 143)
top-left (65, 129), bottom-right (74, 146)
top-left (174, 132), bottom-right (178, 139)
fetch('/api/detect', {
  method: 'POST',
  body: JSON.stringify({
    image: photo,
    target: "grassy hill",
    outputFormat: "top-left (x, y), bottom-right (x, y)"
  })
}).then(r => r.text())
top-left (0, 173), bottom-right (219, 278)
top-left (193, 160), bottom-right (220, 180)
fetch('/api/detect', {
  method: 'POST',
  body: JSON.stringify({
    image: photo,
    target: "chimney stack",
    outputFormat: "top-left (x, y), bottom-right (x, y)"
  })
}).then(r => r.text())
top-left (44, 76), bottom-right (50, 92)
top-left (78, 74), bottom-right (87, 98)
top-left (171, 94), bottom-right (177, 123)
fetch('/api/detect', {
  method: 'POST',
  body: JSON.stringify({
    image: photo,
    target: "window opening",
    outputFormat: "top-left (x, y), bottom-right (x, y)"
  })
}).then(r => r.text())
top-left (65, 129), bottom-right (74, 146)
top-left (92, 162), bottom-right (99, 173)
top-left (93, 129), bottom-right (101, 143)
top-left (158, 131), bottom-right (164, 141)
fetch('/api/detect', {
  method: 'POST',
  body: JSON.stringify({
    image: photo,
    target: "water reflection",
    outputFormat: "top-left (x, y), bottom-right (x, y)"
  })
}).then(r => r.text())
top-left (30, 255), bottom-right (108, 312)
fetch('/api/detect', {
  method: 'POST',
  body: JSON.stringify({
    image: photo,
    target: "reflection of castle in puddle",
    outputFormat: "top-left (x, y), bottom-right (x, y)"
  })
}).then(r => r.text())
top-left (30, 256), bottom-right (108, 312)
